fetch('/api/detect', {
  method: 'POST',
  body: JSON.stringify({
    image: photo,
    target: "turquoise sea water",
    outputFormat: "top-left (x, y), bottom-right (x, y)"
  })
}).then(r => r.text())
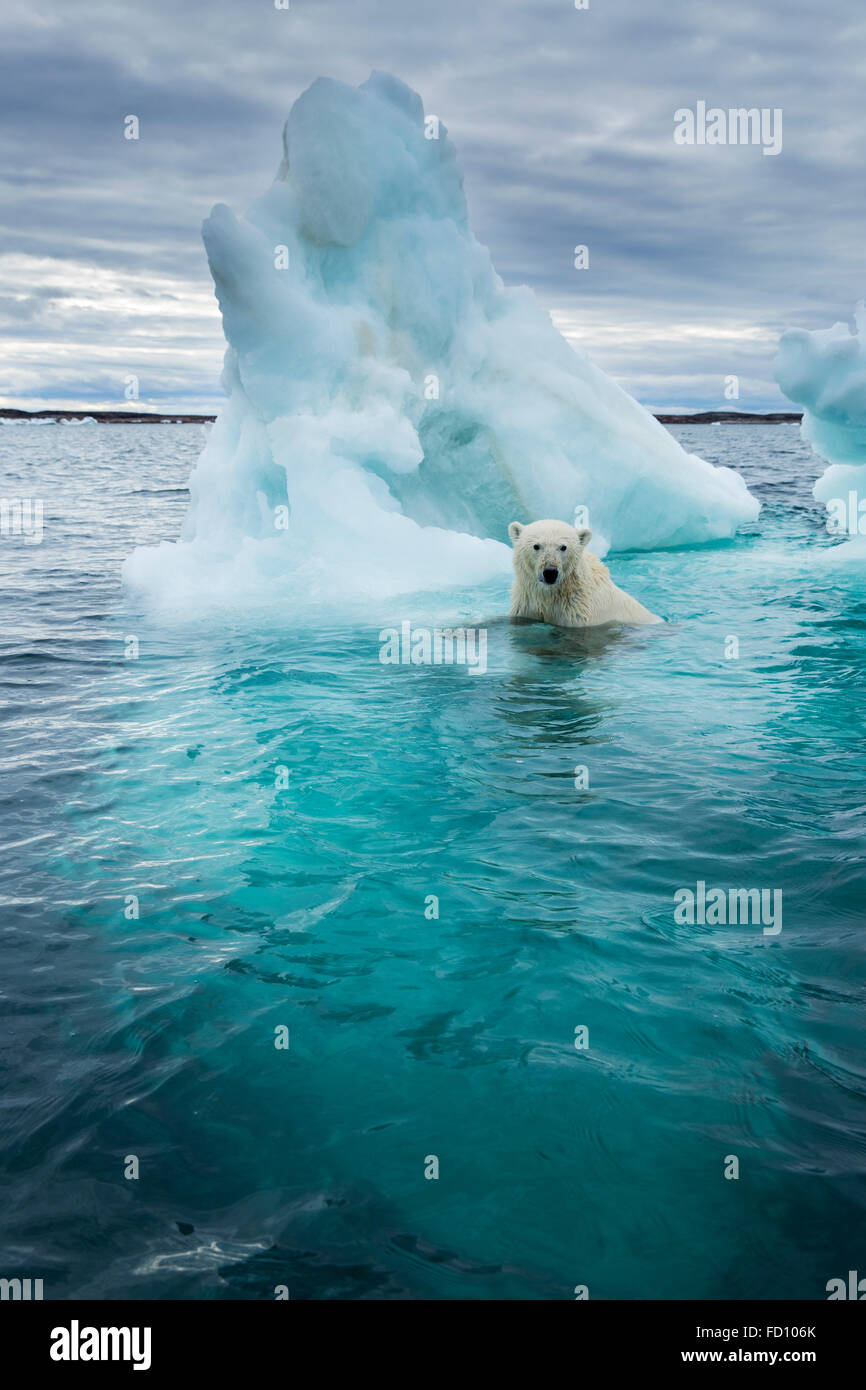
top-left (1, 421), bottom-right (864, 1300)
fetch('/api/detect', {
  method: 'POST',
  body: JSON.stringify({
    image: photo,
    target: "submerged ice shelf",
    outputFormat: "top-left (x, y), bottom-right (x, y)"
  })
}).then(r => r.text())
top-left (123, 71), bottom-right (759, 613)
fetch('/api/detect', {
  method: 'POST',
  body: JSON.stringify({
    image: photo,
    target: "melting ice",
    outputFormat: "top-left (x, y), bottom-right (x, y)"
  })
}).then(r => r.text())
top-left (776, 303), bottom-right (866, 563)
top-left (123, 71), bottom-right (758, 615)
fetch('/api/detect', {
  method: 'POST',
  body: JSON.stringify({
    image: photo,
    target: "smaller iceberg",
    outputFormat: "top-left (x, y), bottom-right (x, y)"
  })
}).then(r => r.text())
top-left (775, 303), bottom-right (866, 562)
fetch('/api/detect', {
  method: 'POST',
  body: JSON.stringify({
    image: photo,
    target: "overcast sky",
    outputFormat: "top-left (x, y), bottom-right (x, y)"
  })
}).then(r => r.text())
top-left (1, 0), bottom-right (864, 413)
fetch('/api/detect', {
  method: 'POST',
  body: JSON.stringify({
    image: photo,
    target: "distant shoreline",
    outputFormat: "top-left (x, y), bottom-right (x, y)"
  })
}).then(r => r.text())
top-left (654, 411), bottom-right (801, 425)
top-left (0, 409), bottom-right (216, 424)
top-left (0, 407), bottom-right (804, 426)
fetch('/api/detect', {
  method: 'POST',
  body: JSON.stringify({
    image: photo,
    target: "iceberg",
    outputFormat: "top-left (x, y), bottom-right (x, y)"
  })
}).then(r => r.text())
top-left (123, 71), bottom-right (758, 615)
top-left (775, 303), bottom-right (866, 562)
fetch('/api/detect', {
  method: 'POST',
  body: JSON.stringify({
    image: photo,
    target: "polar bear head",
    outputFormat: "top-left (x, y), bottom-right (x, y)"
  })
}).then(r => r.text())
top-left (508, 518), bottom-right (592, 589)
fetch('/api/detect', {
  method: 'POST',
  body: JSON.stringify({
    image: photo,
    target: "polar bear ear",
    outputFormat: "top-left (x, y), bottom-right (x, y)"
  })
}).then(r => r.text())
top-left (508, 521), bottom-right (525, 543)
top-left (576, 527), bottom-right (592, 547)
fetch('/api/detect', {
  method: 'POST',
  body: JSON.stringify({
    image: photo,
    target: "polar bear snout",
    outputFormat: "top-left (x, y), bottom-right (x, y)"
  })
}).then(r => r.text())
top-left (541, 566), bottom-right (560, 585)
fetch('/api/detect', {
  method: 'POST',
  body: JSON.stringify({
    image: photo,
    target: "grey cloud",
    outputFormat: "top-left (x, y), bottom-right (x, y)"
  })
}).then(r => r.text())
top-left (0, 0), bottom-right (863, 411)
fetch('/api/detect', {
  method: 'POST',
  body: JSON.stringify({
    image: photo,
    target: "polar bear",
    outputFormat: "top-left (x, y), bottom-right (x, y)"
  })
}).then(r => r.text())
top-left (508, 519), bottom-right (660, 627)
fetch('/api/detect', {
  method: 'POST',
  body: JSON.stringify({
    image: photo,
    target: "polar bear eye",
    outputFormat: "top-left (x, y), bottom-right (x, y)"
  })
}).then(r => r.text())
top-left (532, 543), bottom-right (541, 551)
top-left (559, 545), bottom-right (567, 552)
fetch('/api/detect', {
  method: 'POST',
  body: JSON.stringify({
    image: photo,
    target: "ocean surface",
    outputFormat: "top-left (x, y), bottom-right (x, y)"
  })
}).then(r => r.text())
top-left (1, 421), bottom-right (864, 1300)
